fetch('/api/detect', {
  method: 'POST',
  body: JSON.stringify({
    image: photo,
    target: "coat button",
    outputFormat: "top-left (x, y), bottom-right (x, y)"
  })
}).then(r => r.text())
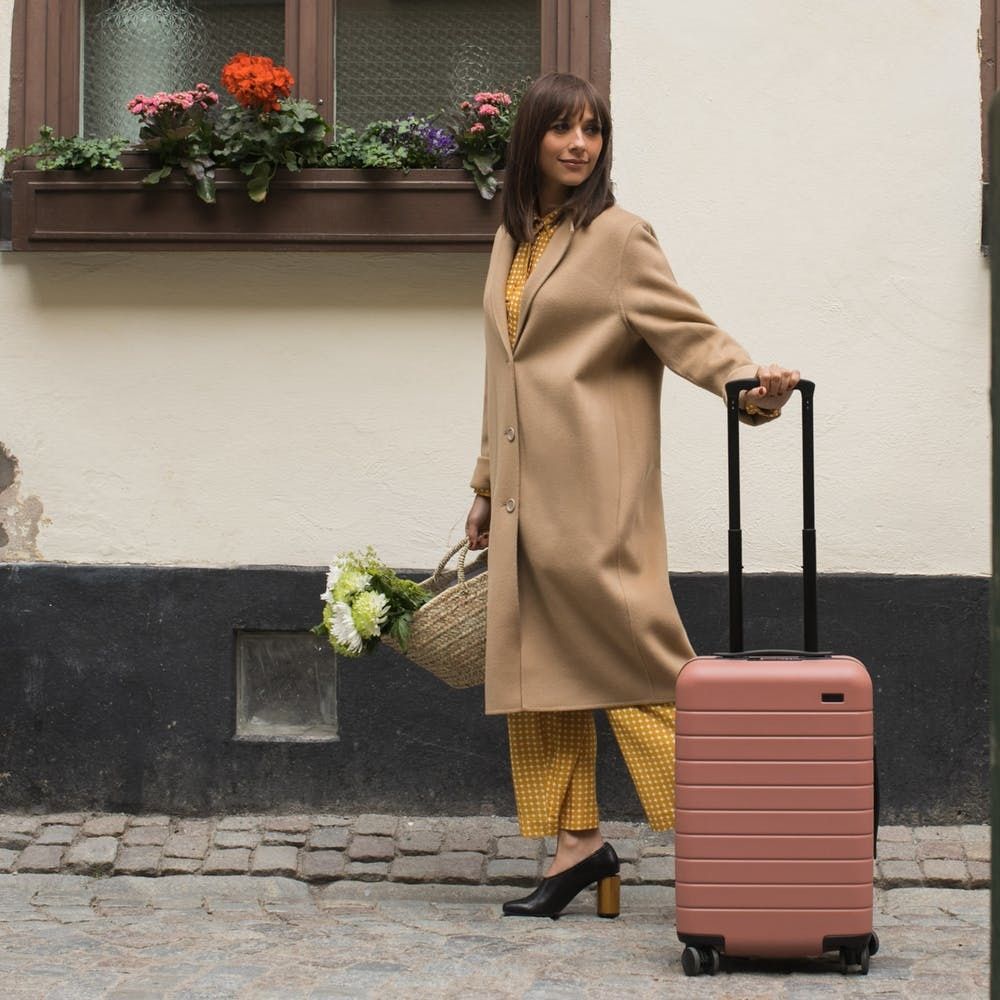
top-left (504, 426), bottom-right (515, 442)
top-left (505, 498), bottom-right (516, 513)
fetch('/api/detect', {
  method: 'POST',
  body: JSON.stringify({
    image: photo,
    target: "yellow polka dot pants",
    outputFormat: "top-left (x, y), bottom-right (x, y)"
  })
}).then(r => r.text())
top-left (506, 703), bottom-right (677, 837)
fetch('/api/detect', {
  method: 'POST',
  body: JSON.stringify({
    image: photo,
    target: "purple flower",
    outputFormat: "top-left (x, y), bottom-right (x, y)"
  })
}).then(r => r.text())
top-left (418, 123), bottom-right (458, 160)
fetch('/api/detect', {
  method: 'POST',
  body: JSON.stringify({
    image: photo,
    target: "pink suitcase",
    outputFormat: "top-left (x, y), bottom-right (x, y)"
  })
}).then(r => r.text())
top-left (674, 379), bottom-right (879, 976)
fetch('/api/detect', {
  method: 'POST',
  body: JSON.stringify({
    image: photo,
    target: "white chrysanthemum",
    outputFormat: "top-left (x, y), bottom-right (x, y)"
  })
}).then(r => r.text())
top-left (321, 561), bottom-right (345, 601)
top-left (351, 590), bottom-right (390, 639)
top-left (329, 601), bottom-right (364, 655)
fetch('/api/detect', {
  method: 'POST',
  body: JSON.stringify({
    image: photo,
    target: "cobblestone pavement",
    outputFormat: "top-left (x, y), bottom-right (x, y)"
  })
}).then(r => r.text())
top-left (0, 813), bottom-right (989, 889)
top-left (0, 814), bottom-right (988, 998)
top-left (0, 876), bottom-right (988, 998)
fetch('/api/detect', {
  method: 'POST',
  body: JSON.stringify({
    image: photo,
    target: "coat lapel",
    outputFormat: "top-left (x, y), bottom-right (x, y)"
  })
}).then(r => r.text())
top-left (513, 217), bottom-right (574, 351)
top-left (489, 229), bottom-right (517, 360)
top-left (488, 217), bottom-right (575, 359)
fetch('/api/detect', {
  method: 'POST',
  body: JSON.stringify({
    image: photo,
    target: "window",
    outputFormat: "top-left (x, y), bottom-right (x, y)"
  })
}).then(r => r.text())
top-left (9, 0), bottom-right (608, 151)
top-left (79, 0), bottom-right (541, 140)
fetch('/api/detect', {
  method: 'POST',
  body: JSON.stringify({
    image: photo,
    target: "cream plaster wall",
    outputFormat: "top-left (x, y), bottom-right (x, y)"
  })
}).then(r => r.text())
top-left (611, 0), bottom-right (988, 576)
top-left (0, 0), bottom-right (988, 573)
top-left (0, 252), bottom-right (492, 568)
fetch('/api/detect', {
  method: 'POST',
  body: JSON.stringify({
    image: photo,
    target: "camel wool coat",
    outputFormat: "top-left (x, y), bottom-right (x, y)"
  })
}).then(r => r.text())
top-left (470, 203), bottom-right (766, 716)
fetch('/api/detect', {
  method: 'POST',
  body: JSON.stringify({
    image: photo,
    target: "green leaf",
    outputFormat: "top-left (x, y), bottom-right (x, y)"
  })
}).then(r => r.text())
top-left (470, 152), bottom-right (497, 175)
top-left (194, 174), bottom-right (215, 204)
top-left (472, 171), bottom-right (498, 200)
top-left (143, 165), bottom-right (172, 184)
top-left (247, 178), bottom-right (269, 202)
top-left (395, 613), bottom-right (411, 651)
top-left (247, 161), bottom-right (273, 202)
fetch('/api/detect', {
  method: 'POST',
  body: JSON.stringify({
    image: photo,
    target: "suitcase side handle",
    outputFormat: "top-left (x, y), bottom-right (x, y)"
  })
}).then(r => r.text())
top-left (724, 378), bottom-right (817, 653)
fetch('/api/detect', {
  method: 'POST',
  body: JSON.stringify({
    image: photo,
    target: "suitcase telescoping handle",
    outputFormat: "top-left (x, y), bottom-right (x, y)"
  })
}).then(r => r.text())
top-left (724, 378), bottom-right (817, 654)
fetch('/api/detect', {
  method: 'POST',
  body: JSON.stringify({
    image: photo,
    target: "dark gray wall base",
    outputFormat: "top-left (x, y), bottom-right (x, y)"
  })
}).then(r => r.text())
top-left (0, 563), bottom-right (986, 823)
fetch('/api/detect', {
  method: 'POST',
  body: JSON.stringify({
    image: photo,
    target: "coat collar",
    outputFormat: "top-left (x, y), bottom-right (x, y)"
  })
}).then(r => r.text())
top-left (490, 215), bottom-right (576, 360)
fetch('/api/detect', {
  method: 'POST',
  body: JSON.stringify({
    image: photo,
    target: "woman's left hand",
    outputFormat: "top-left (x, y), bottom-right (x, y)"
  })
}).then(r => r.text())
top-left (744, 363), bottom-right (801, 412)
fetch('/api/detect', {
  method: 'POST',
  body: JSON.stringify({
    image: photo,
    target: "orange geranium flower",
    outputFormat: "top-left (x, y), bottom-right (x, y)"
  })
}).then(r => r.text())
top-left (221, 53), bottom-right (294, 112)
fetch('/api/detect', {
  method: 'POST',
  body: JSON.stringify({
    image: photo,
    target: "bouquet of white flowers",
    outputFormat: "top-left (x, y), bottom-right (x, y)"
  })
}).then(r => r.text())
top-left (312, 546), bottom-right (431, 657)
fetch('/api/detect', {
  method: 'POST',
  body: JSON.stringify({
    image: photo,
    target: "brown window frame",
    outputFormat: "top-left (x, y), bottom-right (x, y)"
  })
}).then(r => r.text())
top-left (982, 0), bottom-right (997, 251)
top-left (984, 0), bottom-right (997, 180)
top-left (3, 0), bottom-right (610, 251)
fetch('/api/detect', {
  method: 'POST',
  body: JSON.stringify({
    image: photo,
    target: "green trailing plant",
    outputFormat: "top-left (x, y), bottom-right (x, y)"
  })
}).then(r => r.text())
top-left (331, 116), bottom-right (458, 170)
top-left (0, 125), bottom-right (128, 172)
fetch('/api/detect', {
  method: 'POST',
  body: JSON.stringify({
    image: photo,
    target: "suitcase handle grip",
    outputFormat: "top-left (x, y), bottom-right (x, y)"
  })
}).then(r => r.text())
top-left (724, 378), bottom-right (817, 653)
top-left (726, 378), bottom-right (815, 397)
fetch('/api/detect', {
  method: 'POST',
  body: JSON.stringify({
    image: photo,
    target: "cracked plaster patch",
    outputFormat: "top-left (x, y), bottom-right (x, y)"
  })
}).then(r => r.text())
top-left (0, 442), bottom-right (45, 560)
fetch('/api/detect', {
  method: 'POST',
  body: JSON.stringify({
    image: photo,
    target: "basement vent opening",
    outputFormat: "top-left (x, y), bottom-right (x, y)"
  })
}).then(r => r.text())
top-left (235, 630), bottom-right (338, 742)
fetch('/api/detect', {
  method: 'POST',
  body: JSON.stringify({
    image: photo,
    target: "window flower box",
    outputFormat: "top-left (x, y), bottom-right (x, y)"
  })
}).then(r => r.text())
top-left (5, 160), bottom-right (503, 252)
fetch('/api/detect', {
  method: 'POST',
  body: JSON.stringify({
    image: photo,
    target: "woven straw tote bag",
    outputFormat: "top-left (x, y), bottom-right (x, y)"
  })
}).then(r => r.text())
top-left (382, 538), bottom-right (488, 688)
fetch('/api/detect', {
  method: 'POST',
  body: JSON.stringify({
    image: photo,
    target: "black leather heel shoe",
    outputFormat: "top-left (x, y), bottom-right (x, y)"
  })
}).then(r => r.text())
top-left (502, 843), bottom-right (621, 919)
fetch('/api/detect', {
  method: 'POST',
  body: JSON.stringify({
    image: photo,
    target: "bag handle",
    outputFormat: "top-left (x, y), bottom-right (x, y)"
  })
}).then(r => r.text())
top-left (429, 538), bottom-right (488, 586)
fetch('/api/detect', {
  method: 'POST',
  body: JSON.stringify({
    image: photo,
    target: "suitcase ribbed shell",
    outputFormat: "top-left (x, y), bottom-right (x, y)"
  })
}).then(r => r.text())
top-left (675, 654), bottom-right (875, 959)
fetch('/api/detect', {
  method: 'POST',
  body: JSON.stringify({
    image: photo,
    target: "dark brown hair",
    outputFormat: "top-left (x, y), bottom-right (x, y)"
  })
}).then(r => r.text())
top-left (501, 72), bottom-right (615, 243)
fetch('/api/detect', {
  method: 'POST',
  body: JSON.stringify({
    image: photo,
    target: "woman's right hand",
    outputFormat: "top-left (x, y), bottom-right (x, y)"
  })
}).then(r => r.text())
top-left (466, 495), bottom-right (491, 550)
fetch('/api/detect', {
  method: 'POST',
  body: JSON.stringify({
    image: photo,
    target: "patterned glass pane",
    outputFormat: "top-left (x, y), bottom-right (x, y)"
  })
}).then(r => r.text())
top-left (83, 0), bottom-right (285, 140)
top-left (335, 0), bottom-right (539, 129)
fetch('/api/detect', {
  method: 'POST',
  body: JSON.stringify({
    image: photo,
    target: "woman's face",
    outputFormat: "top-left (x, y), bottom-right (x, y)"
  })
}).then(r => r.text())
top-left (537, 102), bottom-right (603, 205)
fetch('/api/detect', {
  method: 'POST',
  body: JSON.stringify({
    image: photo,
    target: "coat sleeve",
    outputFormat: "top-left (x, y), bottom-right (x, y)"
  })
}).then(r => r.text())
top-left (469, 362), bottom-right (491, 494)
top-left (617, 220), bottom-right (774, 425)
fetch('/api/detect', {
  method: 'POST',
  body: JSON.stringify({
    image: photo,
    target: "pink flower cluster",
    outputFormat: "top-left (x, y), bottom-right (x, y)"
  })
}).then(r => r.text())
top-left (127, 83), bottom-right (219, 118)
top-left (473, 91), bottom-right (512, 106)
top-left (460, 91), bottom-right (513, 121)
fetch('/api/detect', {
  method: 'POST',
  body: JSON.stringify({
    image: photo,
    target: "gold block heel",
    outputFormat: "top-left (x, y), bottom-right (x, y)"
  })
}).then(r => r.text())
top-left (596, 874), bottom-right (620, 918)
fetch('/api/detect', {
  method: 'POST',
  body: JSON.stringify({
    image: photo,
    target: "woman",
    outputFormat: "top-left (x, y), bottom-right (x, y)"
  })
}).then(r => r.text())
top-left (464, 72), bottom-right (798, 919)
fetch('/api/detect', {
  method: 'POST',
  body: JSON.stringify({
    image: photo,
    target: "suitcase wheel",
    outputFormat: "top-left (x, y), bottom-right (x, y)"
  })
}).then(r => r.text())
top-left (869, 931), bottom-right (880, 956)
top-left (839, 942), bottom-right (871, 975)
top-left (681, 945), bottom-right (721, 977)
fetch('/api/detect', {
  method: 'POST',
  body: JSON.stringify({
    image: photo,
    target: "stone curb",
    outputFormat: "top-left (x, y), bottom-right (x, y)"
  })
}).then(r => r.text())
top-left (0, 813), bottom-right (989, 889)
